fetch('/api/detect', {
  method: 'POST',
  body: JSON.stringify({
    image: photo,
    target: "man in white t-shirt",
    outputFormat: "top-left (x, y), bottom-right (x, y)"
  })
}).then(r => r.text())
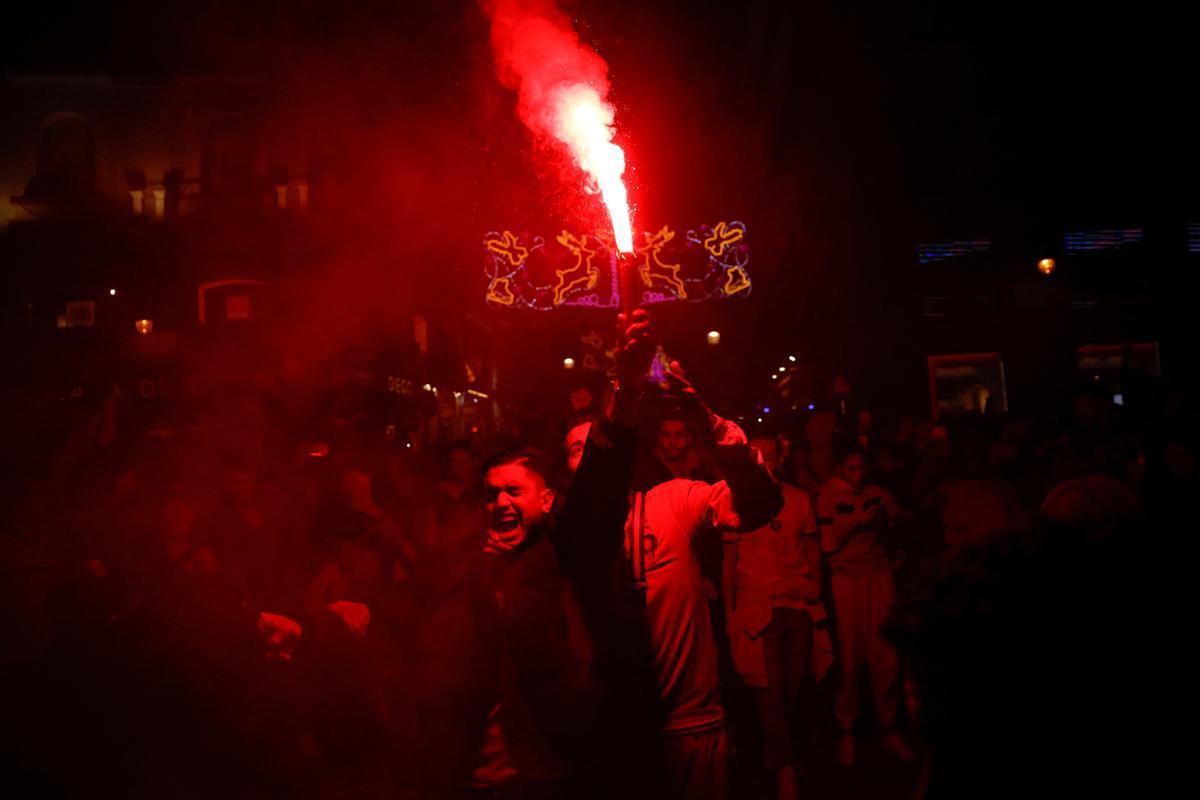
top-left (818, 439), bottom-right (914, 767)
top-left (559, 377), bottom-right (781, 800)
top-left (725, 434), bottom-right (832, 800)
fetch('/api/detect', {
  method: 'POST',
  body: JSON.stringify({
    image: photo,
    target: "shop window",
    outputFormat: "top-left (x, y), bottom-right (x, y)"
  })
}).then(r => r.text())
top-left (927, 352), bottom-right (1008, 419)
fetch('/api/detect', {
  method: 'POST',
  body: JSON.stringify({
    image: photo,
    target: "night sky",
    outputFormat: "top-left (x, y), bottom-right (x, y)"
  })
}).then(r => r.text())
top-left (4, 0), bottom-right (1193, 408)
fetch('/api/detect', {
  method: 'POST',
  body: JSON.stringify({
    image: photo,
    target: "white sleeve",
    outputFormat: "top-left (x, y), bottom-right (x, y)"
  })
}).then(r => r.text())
top-left (711, 416), bottom-right (749, 447)
top-left (681, 479), bottom-right (741, 535)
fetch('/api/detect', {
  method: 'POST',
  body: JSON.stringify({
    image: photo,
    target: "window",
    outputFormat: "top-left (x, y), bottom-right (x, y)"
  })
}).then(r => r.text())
top-left (1077, 343), bottom-right (1160, 396)
top-left (927, 352), bottom-right (1008, 419)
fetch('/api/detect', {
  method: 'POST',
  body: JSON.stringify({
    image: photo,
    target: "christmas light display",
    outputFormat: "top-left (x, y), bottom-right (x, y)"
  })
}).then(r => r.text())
top-left (483, 221), bottom-right (751, 310)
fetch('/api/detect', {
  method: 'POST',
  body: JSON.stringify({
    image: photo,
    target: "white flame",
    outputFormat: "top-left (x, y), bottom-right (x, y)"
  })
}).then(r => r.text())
top-left (553, 84), bottom-right (634, 253)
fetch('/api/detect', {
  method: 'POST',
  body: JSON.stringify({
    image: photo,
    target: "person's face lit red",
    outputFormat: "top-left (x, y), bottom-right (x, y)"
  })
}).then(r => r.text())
top-left (482, 462), bottom-right (554, 548)
top-left (657, 420), bottom-right (692, 463)
top-left (569, 387), bottom-right (594, 412)
top-left (836, 453), bottom-right (866, 491)
top-left (565, 421), bottom-right (591, 475)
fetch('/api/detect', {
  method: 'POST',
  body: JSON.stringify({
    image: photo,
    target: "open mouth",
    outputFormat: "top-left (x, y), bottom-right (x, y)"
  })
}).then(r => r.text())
top-left (493, 515), bottom-right (520, 533)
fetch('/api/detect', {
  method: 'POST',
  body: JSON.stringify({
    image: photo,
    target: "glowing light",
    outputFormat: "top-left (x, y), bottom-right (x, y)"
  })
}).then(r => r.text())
top-left (563, 357), bottom-right (576, 369)
top-left (807, 403), bottom-right (815, 411)
top-left (1038, 257), bottom-right (1056, 276)
top-left (703, 221), bottom-right (744, 258)
top-left (134, 319), bottom-right (153, 335)
top-left (763, 407), bottom-right (771, 414)
top-left (487, 276), bottom-right (516, 306)
top-left (486, 231), bottom-right (529, 266)
top-left (778, 367), bottom-right (786, 373)
top-left (788, 355), bottom-right (797, 362)
top-left (723, 265), bottom-right (752, 296)
top-left (1063, 228), bottom-right (1142, 254)
top-left (484, 230), bottom-right (528, 306)
top-left (484, 221), bottom-right (752, 309)
top-left (757, 417), bottom-right (763, 423)
top-left (108, 288), bottom-right (117, 296)
top-left (638, 227), bottom-right (687, 298)
top-left (707, 330), bottom-right (721, 346)
top-left (555, 231), bottom-right (601, 305)
top-left (555, 85), bottom-right (633, 253)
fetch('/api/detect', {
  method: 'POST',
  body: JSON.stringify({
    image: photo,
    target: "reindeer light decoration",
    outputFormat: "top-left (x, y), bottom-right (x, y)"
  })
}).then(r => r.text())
top-left (483, 221), bottom-right (752, 310)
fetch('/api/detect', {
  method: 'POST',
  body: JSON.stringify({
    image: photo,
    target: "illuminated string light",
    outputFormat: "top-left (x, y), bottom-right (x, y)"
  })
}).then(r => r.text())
top-left (484, 221), bottom-right (752, 309)
top-left (554, 231), bottom-right (601, 305)
top-left (704, 221), bottom-right (744, 258)
top-left (486, 231), bottom-right (528, 265)
top-left (723, 265), bottom-right (752, 297)
top-left (638, 227), bottom-right (687, 299)
top-left (1063, 228), bottom-right (1142, 254)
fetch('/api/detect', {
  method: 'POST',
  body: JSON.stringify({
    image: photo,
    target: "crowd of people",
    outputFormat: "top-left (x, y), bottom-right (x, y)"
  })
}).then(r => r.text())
top-left (1, 314), bottom-right (1192, 798)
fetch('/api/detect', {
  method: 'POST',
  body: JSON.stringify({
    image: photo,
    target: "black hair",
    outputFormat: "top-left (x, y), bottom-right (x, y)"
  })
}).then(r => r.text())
top-left (566, 411), bottom-right (603, 433)
top-left (831, 435), bottom-right (866, 466)
top-left (656, 407), bottom-right (693, 431)
top-left (480, 445), bottom-right (554, 485)
top-left (749, 432), bottom-right (782, 450)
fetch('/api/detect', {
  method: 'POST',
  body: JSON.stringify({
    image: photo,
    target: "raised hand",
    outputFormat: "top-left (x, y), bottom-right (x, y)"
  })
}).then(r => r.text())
top-left (615, 308), bottom-right (655, 387)
top-left (257, 611), bottom-right (302, 661)
top-left (327, 600), bottom-right (370, 636)
top-left (664, 359), bottom-right (721, 431)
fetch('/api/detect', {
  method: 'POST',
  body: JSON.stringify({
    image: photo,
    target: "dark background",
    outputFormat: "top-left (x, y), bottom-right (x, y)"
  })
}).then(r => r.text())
top-left (2, 0), bottom-right (1195, 418)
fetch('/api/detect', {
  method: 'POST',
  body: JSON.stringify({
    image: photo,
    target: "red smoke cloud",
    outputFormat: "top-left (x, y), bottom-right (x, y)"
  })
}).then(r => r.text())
top-left (481, 0), bottom-right (634, 251)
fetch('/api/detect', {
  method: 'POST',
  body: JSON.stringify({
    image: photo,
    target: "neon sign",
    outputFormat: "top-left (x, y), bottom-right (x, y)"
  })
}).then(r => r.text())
top-left (483, 221), bottom-right (751, 310)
